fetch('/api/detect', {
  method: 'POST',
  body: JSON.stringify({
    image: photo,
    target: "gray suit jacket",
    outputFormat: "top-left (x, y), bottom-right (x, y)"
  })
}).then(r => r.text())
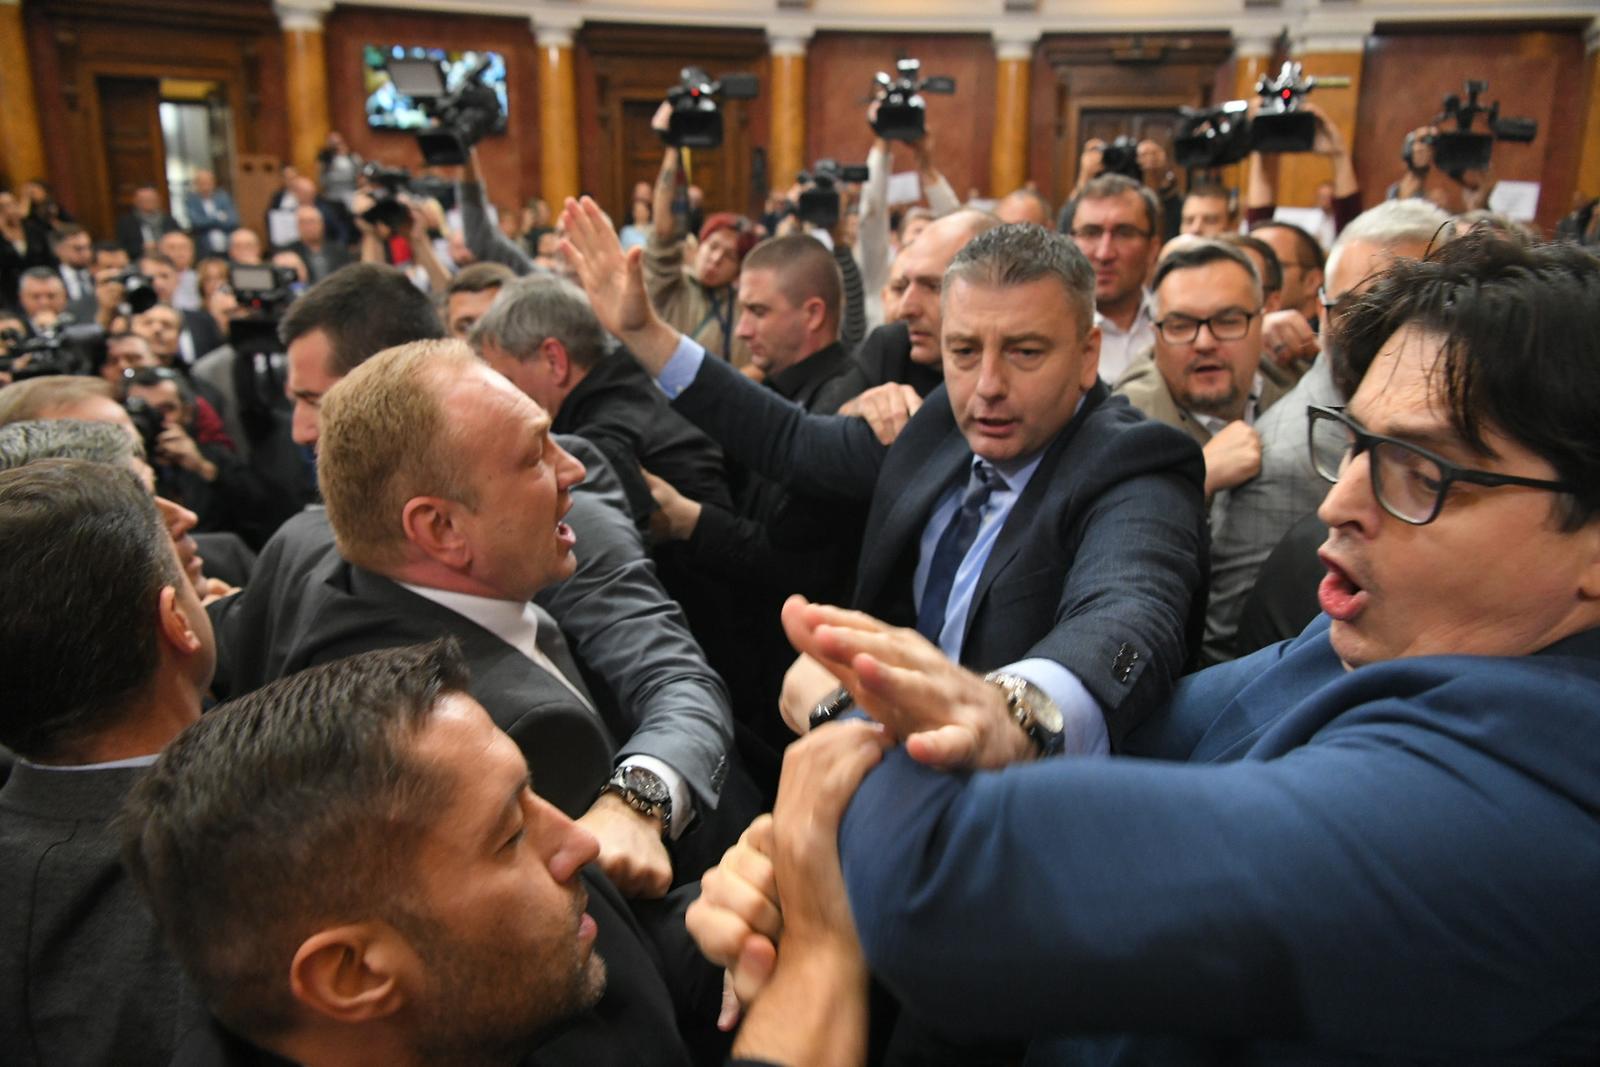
top-left (1112, 354), bottom-right (1290, 450)
top-left (0, 762), bottom-right (204, 1067)
top-left (209, 437), bottom-right (733, 818)
top-left (1203, 353), bottom-right (1342, 664)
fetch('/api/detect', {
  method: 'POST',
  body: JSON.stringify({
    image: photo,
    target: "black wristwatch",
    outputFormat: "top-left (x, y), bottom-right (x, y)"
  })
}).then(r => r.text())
top-left (983, 671), bottom-right (1066, 758)
top-left (808, 685), bottom-right (855, 731)
top-left (600, 765), bottom-right (672, 839)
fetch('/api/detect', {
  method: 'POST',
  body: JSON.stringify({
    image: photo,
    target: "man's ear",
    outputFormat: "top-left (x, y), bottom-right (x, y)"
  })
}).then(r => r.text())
top-left (1575, 522), bottom-right (1600, 603)
top-left (401, 496), bottom-right (471, 569)
top-left (542, 338), bottom-right (572, 385)
top-left (289, 923), bottom-right (412, 1025)
top-left (156, 584), bottom-right (204, 657)
top-left (1079, 324), bottom-right (1103, 391)
top-left (802, 296), bottom-right (827, 334)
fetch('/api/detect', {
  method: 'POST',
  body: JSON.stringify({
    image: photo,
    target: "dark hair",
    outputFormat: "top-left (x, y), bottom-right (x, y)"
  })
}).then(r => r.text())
top-left (1248, 220), bottom-right (1325, 271)
top-left (120, 640), bottom-right (467, 1039)
top-left (447, 261), bottom-right (516, 297)
top-left (48, 223), bottom-right (86, 246)
top-left (0, 459), bottom-right (176, 759)
top-left (1332, 233), bottom-right (1600, 529)
top-left (92, 239), bottom-right (126, 260)
top-left (741, 234), bottom-right (843, 324)
top-left (1185, 181), bottom-right (1231, 206)
top-left (1059, 174), bottom-right (1163, 242)
top-left (127, 365), bottom-right (195, 408)
top-left (278, 262), bottom-right (444, 377)
top-left (1151, 239), bottom-right (1261, 294)
top-left (19, 265), bottom-right (61, 287)
top-left (1216, 233), bottom-right (1283, 295)
top-left (138, 251), bottom-right (177, 271)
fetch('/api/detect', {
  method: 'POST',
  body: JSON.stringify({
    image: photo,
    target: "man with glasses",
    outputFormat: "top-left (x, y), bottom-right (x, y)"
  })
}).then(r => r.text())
top-left (698, 232), bottom-right (1600, 1065)
top-left (1114, 241), bottom-right (1286, 501)
top-left (1204, 199), bottom-right (1450, 663)
top-left (1059, 174), bottom-right (1162, 384)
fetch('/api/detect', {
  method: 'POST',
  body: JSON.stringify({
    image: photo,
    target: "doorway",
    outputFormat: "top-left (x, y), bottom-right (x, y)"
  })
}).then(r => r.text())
top-left (98, 75), bottom-right (234, 225)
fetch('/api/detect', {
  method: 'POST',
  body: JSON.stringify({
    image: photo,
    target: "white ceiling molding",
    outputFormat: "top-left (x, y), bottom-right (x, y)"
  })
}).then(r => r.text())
top-left (327, 0), bottom-right (1600, 42)
top-left (275, 0), bottom-right (335, 31)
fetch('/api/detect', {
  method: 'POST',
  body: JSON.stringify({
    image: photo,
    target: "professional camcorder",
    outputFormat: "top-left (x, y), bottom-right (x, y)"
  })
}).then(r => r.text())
top-left (0, 317), bottom-right (104, 380)
top-left (1174, 62), bottom-right (1349, 168)
top-left (661, 67), bottom-right (760, 150)
top-left (1404, 80), bottom-right (1537, 178)
top-left (1097, 137), bottom-right (1143, 180)
top-left (382, 53), bottom-right (504, 166)
top-left (870, 58), bottom-right (955, 142)
top-left (358, 163), bottom-right (453, 232)
top-left (796, 159), bottom-right (869, 230)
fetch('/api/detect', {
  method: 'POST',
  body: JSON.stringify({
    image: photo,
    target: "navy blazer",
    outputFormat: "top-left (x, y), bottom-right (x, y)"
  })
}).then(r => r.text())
top-left (673, 355), bottom-right (1207, 744)
top-left (840, 616), bottom-right (1600, 1062)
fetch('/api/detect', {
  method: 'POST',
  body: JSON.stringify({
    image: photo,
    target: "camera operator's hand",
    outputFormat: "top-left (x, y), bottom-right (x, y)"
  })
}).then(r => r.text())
top-left (1404, 124), bottom-right (1438, 172)
top-left (1075, 138), bottom-right (1106, 192)
top-left (652, 100), bottom-right (673, 134)
top-left (157, 424), bottom-right (217, 482)
top-left (1305, 103), bottom-right (1347, 158)
top-left (1460, 164), bottom-right (1496, 211)
top-left (94, 268), bottom-right (124, 326)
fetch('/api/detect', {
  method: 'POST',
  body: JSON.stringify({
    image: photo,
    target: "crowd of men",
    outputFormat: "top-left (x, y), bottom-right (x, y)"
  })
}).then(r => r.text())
top-left (4, 96), bottom-right (1600, 1067)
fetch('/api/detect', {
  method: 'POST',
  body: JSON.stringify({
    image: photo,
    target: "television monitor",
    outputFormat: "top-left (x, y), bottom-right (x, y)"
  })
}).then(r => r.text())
top-left (363, 44), bottom-right (508, 134)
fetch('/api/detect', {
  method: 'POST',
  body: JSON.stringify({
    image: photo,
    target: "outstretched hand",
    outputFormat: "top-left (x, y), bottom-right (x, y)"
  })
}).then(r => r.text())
top-left (560, 196), bottom-right (654, 338)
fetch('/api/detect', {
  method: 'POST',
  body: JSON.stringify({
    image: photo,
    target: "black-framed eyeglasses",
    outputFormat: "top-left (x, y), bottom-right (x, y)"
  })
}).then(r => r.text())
top-left (1069, 224), bottom-right (1152, 245)
top-left (1154, 307), bottom-right (1260, 344)
top-left (1307, 405), bottom-right (1575, 526)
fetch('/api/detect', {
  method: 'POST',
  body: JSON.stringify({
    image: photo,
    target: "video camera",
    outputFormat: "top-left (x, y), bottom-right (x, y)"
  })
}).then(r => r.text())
top-left (1406, 80), bottom-right (1537, 177)
top-left (0, 317), bottom-right (104, 380)
top-left (796, 160), bottom-right (870, 230)
top-left (870, 58), bottom-right (956, 143)
top-left (1096, 137), bottom-right (1143, 181)
top-left (1173, 62), bottom-right (1350, 168)
top-left (123, 394), bottom-right (165, 462)
top-left (382, 52), bottom-right (505, 166)
top-left (661, 67), bottom-right (760, 150)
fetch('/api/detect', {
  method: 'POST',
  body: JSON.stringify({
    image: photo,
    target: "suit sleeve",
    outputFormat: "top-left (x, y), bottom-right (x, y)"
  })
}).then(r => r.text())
top-left (839, 678), bottom-right (1600, 1052)
top-left (537, 439), bottom-right (734, 810)
top-left (671, 354), bottom-right (886, 501)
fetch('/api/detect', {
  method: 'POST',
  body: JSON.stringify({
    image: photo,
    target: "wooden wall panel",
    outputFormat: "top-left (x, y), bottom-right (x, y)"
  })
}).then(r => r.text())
top-left (805, 32), bottom-right (995, 203)
top-left (323, 7), bottom-right (541, 217)
top-left (1355, 26), bottom-right (1585, 235)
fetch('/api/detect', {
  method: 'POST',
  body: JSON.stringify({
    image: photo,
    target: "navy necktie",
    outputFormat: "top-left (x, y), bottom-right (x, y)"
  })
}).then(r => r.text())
top-left (917, 460), bottom-right (999, 643)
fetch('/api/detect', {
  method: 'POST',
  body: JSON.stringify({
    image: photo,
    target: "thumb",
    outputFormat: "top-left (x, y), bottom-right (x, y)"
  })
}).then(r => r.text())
top-left (905, 724), bottom-right (978, 769)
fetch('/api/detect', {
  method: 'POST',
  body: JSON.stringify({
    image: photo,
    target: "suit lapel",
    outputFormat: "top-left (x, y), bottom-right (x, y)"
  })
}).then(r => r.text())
top-left (859, 429), bottom-right (971, 609)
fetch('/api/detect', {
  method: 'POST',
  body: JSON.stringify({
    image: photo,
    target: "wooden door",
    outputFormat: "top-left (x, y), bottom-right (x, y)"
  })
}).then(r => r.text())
top-left (99, 76), bottom-right (168, 216)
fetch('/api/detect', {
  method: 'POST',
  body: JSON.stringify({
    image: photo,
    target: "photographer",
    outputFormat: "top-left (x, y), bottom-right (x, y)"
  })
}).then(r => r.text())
top-left (453, 148), bottom-right (550, 275)
top-left (1388, 123), bottom-right (1496, 215)
top-left (1245, 101), bottom-right (1361, 234)
top-left (124, 365), bottom-right (283, 548)
top-left (763, 171), bottom-right (868, 353)
top-left (857, 110), bottom-right (959, 331)
top-left (351, 187), bottom-right (451, 294)
top-left (645, 129), bottom-right (756, 368)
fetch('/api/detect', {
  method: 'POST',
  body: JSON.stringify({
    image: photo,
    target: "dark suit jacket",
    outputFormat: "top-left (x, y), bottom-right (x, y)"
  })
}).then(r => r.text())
top-left (555, 350), bottom-right (732, 526)
top-left (281, 239), bottom-right (352, 283)
top-left (841, 617), bottom-right (1600, 1063)
top-left (210, 438), bottom-right (735, 820)
top-left (116, 211), bottom-right (182, 259)
top-left (811, 320), bottom-right (944, 415)
top-left (674, 355), bottom-right (1207, 744)
top-left (0, 762), bottom-right (205, 1067)
top-left (181, 309), bottom-right (225, 363)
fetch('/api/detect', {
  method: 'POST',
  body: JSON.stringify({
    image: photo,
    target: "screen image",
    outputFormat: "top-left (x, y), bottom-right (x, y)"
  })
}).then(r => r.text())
top-left (363, 44), bottom-right (509, 133)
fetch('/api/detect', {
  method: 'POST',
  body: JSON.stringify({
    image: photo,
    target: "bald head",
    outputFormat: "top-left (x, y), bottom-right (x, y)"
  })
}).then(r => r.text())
top-left (995, 190), bottom-right (1053, 228)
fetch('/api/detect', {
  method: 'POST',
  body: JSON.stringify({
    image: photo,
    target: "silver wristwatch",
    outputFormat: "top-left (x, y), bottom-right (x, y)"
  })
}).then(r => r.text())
top-left (599, 765), bottom-right (672, 838)
top-left (983, 671), bottom-right (1066, 758)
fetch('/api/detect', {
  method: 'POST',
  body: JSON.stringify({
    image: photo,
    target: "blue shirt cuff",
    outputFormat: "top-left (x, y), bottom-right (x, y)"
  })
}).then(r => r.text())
top-left (1005, 658), bottom-right (1109, 756)
top-left (655, 334), bottom-right (706, 400)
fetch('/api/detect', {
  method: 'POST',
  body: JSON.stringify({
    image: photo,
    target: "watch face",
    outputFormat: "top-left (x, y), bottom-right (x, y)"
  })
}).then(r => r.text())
top-left (622, 767), bottom-right (669, 805)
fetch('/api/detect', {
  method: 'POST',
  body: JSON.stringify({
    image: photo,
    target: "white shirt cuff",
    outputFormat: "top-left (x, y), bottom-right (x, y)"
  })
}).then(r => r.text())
top-left (655, 334), bottom-right (707, 400)
top-left (616, 754), bottom-right (694, 839)
top-left (1005, 658), bottom-right (1110, 756)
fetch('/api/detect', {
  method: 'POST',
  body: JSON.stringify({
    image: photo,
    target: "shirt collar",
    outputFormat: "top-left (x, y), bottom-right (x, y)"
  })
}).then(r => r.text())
top-left (395, 582), bottom-right (534, 650)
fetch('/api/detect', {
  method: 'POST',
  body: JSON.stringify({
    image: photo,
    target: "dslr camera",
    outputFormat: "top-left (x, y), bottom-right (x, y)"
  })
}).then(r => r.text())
top-left (661, 67), bottom-right (760, 150)
top-left (1405, 80), bottom-right (1537, 177)
top-left (382, 52), bottom-right (505, 166)
top-left (796, 160), bottom-right (869, 230)
top-left (0, 318), bottom-right (104, 380)
top-left (1096, 137), bottom-right (1143, 180)
top-left (870, 58), bottom-right (955, 143)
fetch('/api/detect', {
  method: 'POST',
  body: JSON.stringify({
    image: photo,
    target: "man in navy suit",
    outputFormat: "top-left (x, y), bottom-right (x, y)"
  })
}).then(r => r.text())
top-left (563, 203), bottom-right (1207, 753)
top-left (691, 234), bottom-right (1600, 1063)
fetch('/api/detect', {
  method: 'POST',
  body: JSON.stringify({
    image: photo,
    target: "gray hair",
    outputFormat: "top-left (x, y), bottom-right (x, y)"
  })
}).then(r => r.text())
top-left (468, 274), bottom-right (610, 370)
top-left (0, 419), bottom-right (141, 472)
top-left (1326, 199), bottom-right (1452, 283)
top-left (943, 223), bottom-right (1096, 336)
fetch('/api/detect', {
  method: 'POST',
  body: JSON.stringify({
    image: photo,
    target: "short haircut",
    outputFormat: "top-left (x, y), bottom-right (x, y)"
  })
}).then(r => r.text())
top-left (447, 261), bottom-right (516, 298)
top-left (944, 223), bottom-right (1095, 337)
top-left (1000, 187), bottom-right (1054, 220)
top-left (895, 206), bottom-right (934, 237)
top-left (319, 339), bottom-right (480, 571)
top-left (49, 223), bottom-right (86, 247)
top-left (138, 251), bottom-right (177, 271)
top-left (20, 265), bottom-right (62, 287)
top-left (1060, 174), bottom-right (1164, 242)
top-left (1151, 239), bottom-right (1263, 300)
top-left (1249, 220), bottom-right (1326, 272)
top-left (740, 234), bottom-right (843, 323)
top-left (469, 275), bottom-right (609, 370)
top-left (0, 375), bottom-right (115, 426)
top-left (1332, 234), bottom-right (1600, 530)
top-left (0, 417), bottom-right (139, 471)
top-left (121, 641), bottom-right (465, 1040)
top-left (127, 366), bottom-right (195, 408)
top-left (1325, 199), bottom-right (1451, 285)
top-left (1216, 232), bottom-right (1283, 295)
top-left (93, 240), bottom-right (127, 261)
top-left (0, 458), bottom-right (176, 760)
top-left (278, 263), bottom-right (445, 377)
top-left (1185, 181), bottom-right (1231, 206)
